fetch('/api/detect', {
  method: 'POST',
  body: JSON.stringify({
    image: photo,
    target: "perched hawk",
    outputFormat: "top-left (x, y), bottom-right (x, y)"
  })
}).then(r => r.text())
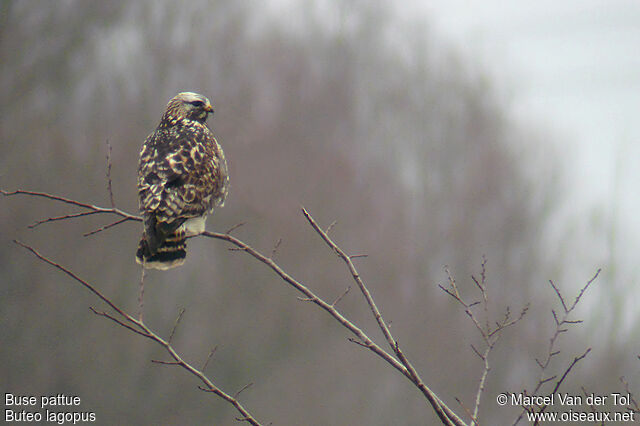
top-left (136, 92), bottom-right (228, 270)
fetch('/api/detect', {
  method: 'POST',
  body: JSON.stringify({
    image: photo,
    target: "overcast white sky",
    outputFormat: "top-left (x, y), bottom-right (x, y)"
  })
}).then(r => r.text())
top-left (270, 2), bottom-right (640, 211)
top-left (406, 1), bottom-right (640, 208)
top-left (399, 0), bottom-right (640, 327)
top-left (269, 0), bottom-right (640, 318)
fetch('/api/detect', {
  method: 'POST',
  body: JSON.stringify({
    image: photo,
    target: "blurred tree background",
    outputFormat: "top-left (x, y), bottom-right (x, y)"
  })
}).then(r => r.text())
top-left (1, 1), bottom-right (637, 424)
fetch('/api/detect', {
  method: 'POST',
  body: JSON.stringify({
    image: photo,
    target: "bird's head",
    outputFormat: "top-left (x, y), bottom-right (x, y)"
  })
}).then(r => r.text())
top-left (163, 92), bottom-right (214, 123)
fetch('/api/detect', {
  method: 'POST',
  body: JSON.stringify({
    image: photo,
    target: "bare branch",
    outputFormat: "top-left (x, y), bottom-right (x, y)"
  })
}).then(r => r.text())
top-left (15, 240), bottom-right (141, 328)
top-left (6, 188), bottom-right (467, 425)
top-left (106, 140), bottom-right (115, 208)
top-left (138, 267), bottom-right (146, 322)
top-left (16, 241), bottom-right (262, 426)
top-left (301, 208), bottom-right (396, 352)
top-left (348, 254), bottom-right (368, 259)
top-left (83, 217), bottom-right (130, 237)
top-left (271, 238), bottom-right (282, 258)
top-left (570, 269), bottom-right (601, 310)
top-left (28, 210), bottom-right (101, 229)
top-left (203, 225), bottom-right (464, 425)
top-left (201, 230), bottom-right (409, 372)
top-left (202, 345), bottom-right (218, 372)
top-left (442, 259), bottom-right (529, 425)
top-left (234, 382), bottom-right (254, 399)
top-left (88, 307), bottom-right (152, 339)
top-left (538, 375), bottom-right (556, 386)
top-left (581, 387), bottom-right (606, 426)
top-left (347, 337), bottom-right (370, 348)
top-left (1, 189), bottom-right (140, 222)
top-left (551, 347), bottom-right (591, 395)
top-left (470, 344), bottom-right (484, 361)
top-left (225, 222), bottom-right (246, 235)
top-left (151, 360), bottom-right (181, 366)
top-left (620, 376), bottom-right (640, 413)
top-left (489, 303), bottom-right (529, 338)
top-left (473, 346), bottom-right (491, 424)
top-left (438, 284), bottom-right (460, 302)
top-left (168, 307), bottom-right (186, 344)
top-left (455, 397), bottom-right (475, 425)
top-left (325, 219), bottom-right (337, 234)
top-left (513, 273), bottom-right (599, 425)
top-left (299, 207), bottom-right (464, 426)
top-left (331, 286), bottom-right (351, 308)
top-left (548, 280), bottom-right (568, 313)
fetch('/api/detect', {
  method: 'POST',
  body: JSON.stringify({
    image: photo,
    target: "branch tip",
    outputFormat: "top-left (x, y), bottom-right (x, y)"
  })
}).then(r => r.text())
top-left (168, 307), bottom-right (186, 344)
top-left (234, 382), bottom-right (254, 399)
top-left (202, 345), bottom-right (219, 372)
top-left (225, 222), bottom-right (246, 235)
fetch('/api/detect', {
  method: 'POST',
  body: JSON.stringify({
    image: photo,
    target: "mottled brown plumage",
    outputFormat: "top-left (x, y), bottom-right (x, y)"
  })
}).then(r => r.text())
top-left (136, 92), bottom-right (228, 269)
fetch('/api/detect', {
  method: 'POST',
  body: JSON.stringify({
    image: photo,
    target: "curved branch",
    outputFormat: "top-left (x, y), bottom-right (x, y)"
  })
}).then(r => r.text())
top-left (1, 189), bottom-right (140, 222)
top-left (4, 188), bottom-right (464, 425)
top-left (203, 214), bottom-right (465, 426)
top-left (301, 207), bottom-right (464, 425)
top-left (14, 240), bottom-right (262, 426)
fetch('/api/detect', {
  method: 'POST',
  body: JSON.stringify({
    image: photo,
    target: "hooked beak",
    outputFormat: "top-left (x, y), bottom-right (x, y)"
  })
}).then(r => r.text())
top-left (204, 103), bottom-right (214, 114)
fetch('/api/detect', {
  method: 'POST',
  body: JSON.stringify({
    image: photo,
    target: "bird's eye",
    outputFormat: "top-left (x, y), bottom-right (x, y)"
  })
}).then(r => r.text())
top-left (190, 100), bottom-right (205, 107)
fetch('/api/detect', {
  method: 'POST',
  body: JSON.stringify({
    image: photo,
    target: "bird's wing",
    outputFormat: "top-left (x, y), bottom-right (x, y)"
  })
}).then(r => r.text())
top-left (138, 124), bottom-right (226, 226)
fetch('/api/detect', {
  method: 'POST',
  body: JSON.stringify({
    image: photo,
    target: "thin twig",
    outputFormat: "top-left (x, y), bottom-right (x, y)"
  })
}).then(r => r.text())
top-left (106, 140), bottom-right (115, 208)
top-left (234, 382), bottom-right (254, 399)
top-left (536, 348), bottom-right (591, 416)
top-left (347, 337), bottom-right (370, 348)
top-left (348, 254), bottom-right (368, 259)
top-left (151, 360), bottom-right (181, 366)
top-left (138, 267), bottom-right (146, 322)
top-left (28, 210), bottom-right (101, 228)
top-left (15, 240), bottom-right (141, 329)
top-left (1, 189), bottom-right (139, 221)
top-left (581, 387), bottom-right (606, 426)
top-left (455, 397), bottom-right (476, 426)
top-left (331, 286), bottom-right (351, 308)
top-left (83, 217), bottom-right (131, 237)
top-left (441, 260), bottom-right (528, 425)
top-left (202, 346), bottom-right (218, 372)
top-left (620, 376), bottom-right (640, 412)
top-left (89, 307), bottom-right (151, 338)
top-left (168, 308), bottom-right (186, 344)
top-left (325, 220), bottom-right (337, 234)
top-left (548, 280), bottom-right (568, 313)
top-left (271, 238), bottom-right (282, 258)
top-left (512, 272), bottom-right (600, 425)
top-left (552, 348), bottom-right (591, 395)
top-left (225, 222), bottom-right (246, 235)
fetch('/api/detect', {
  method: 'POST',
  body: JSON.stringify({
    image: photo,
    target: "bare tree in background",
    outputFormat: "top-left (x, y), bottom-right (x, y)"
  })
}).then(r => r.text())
top-left (2, 1), bottom-right (639, 424)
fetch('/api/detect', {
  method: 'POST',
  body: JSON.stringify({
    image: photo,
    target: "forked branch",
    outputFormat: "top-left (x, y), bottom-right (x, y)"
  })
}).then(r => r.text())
top-left (440, 260), bottom-right (528, 425)
top-left (3, 187), bottom-right (465, 425)
top-left (14, 240), bottom-right (262, 426)
top-left (512, 270), bottom-right (601, 425)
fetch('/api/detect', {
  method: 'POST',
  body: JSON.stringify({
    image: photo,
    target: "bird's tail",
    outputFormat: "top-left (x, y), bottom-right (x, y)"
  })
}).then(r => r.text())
top-left (135, 229), bottom-right (187, 270)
